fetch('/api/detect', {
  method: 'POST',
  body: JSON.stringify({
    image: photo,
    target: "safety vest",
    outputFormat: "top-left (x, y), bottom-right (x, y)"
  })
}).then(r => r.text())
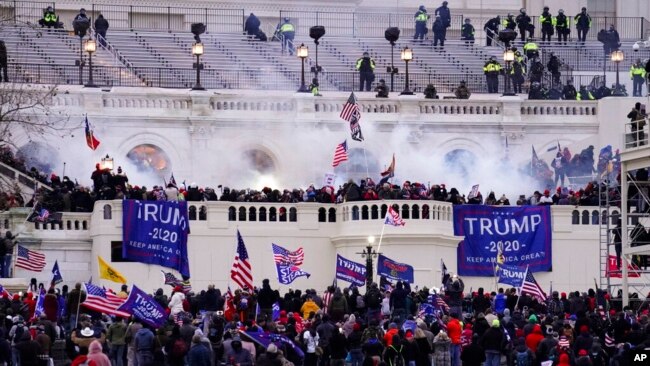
top-left (523, 42), bottom-right (538, 51)
top-left (415, 11), bottom-right (428, 22)
top-left (280, 23), bottom-right (295, 33)
top-left (311, 85), bottom-right (319, 96)
top-left (483, 62), bottom-right (502, 74)
top-left (552, 15), bottom-right (569, 28)
top-left (630, 65), bottom-right (647, 78)
top-left (539, 14), bottom-right (552, 25)
top-left (356, 58), bottom-right (375, 71)
top-left (44, 12), bottom-right (57, 22)
top-left (577, 90), bottom-right (594, 100)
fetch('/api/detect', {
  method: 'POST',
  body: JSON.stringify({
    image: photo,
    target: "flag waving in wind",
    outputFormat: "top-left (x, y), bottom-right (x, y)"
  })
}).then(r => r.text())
top-left (384, 206), bottom-right (405, 226)
top-left (332, 140), bottom-right (349, 167)
top-left (521, 269), bottom-right (547, 302)
top-left (231, 230), bottom-right (253, 289)
top-left (51, 260), bottom-right (63, 285)
top-left (272, 243), bottom-right (310, 285)
top-left (378, 154), bottom-right (395, 186)
top-left (85, 116), bottom-right (100, 151)
top-left (98, 256), bottom-right (128, 284)
top-left (340, 92), bottom-right (364, 141)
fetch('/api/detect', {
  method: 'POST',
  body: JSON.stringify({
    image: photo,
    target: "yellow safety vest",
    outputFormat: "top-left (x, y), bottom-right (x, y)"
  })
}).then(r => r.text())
top-left (483, 62), bottom-right (502, 73)
top-left (44, 12), bottom-right (57, 22)
top-left (539, 14), bottom-right (552, 24)
top-left (356, 58), bottom-right (375, 71)
top-left (630, 65), bottom-right (646, 78)
top-left (416, 11), bottom-right (428, 22)
top-left (523, 42), bottom-right (538, 51)
top-left (552, 16), bottom-right (569, 28)
top-left (280, 23), bottom-right (295, 33)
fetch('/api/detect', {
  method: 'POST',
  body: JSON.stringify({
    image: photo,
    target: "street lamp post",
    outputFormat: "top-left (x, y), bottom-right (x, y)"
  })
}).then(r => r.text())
top-left (84, 39), bottom-right (97, 88)
top-left (297, 43), bottom-right (310, 93)
top-left (100, 154), bottom-right (114, 171)
top-left (357, 236), bottom-right (380, 286)
top-left (611, 50), bottom-right (625, 96)
top-left (502, 49), bottom-right (515, 96)
top-left (400, 46), bottom-right (413, 95)
top-left (192, 42), bottom-right (205, 91)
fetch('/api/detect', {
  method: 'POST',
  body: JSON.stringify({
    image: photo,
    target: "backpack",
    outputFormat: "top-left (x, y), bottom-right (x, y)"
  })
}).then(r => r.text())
top-left (171, 338), bottom-right (188, 358)
top-left (356, 295), bottom-right (365, 309)
top-left (515, 350), bottom-right (530, 366)
top-left (390, 345), bottom-right (405, 366)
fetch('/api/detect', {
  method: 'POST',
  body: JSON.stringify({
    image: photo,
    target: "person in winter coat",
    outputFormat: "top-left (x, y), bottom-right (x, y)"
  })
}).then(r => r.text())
top-left (432, 16), bottom-right (446, 48)
top-left (244, 13), bottom-right (262, 39)
top-left (88, 340), bottom-right (111, 366)
top-left (433, 331), bottom-right (452, 366)
top-left (300, 296), bottom-right (320, 320)
top-left (509, 337), bottom-right (535, 366)
top-left (43, 289), bottom-right (58, 322)
top-left (328, 288), bottom-right (348, 322)
top-left (481, 319), bottom-right (504, 366)
top-left (188, 335), bottom-right (212, 366)
top-left (94, 14), bottom-right (109, 46)
top-left (573, 326), bottom-right (593, 354)
top-left (169, 287), bottom-right (186, 317)
top-left (461, 333), bottom-right (485, 366)
top-left (413, 328), bottom-right (431, 366)
top-left (525, 325), bottom-right (544, 353)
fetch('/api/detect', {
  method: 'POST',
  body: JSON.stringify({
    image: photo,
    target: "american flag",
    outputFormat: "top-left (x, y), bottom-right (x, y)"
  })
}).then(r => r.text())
top-left (384, 206), bottom-right (405, 226)
top-left (340, 92), bottom-right (364, 141)
top-left (521, 270), bottom-right (547, 302)
top-left (82, 283), bottom-right (130, 317)
top-left (332, 140), bottom-right (349, 167)
top-left (85, 116), bottom-right (100, 151)
top-left (161, 270), bottom-right (192, 293)
top-left (231, 230), bottom-right (253, 290)
top-left (27, 208), bottom-right (51, 223)
top-left (272, 243), bottom-right (304, 265)
top-left (0, 285), bottom-right (11, 298)
top-left (604, 332), bottom-right (614, 348)
top-left (15, 245), bottom-right (46, 272)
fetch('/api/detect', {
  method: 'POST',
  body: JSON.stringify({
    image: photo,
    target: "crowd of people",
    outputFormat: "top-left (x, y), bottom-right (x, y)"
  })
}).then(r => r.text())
top-left (1, 275), bottom-right (649, 366)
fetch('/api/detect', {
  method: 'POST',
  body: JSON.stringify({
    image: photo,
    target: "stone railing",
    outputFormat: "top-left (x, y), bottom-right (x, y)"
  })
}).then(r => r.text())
top-left (49, 87), bottom-right (599, 126)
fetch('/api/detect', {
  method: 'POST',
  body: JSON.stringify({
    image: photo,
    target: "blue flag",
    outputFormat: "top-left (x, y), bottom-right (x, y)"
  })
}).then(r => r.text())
top-left (272, 301), bottom-right (280, 321)
top-left (453, 205), bottom-right (552, 276)
top-left (243, 330), bottom-right (304, 359)
top-left (33, 288), bottom-right (45, 320)
top-left (335, 254), bottom-right (366, 287)
top-left (377, 254), bottom-right (414, 283)
top-left (497, 264), bottom-right (527, 288)
top-left (122, 200), bottom-right (191, 277)
top-left (117, 285), bottom-right (166, 328)
top-left (275, 263), bottom-right (310, 285)
top-left (51, 260), bottom-right (63, 284)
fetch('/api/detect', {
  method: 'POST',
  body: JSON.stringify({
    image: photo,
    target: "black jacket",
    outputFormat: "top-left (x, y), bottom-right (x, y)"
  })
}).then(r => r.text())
top-left (480, 327), bottom-right (504, 352)
top-left (94, 16), bottom-right (109, 32)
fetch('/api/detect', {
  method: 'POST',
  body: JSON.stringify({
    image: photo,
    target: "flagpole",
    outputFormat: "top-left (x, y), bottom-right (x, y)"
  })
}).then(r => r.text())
top-left (514, 265), bottom-right (529, 311)
top-left (362, 147), bottom-right (370, 183)
top-left (374, 216), bottom-right (388, 284)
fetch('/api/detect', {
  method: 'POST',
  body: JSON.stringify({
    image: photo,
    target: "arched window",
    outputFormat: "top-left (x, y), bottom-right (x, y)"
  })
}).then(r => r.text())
top-left (381, 204), bottom-right (388, 218)
top-left (371, 205), bottom-right (379, 219)
top-left (103, 204), bottom-right (112, 220)
top-left (401, 204), bottom-right (410, 219)
top-left (270, 207), bottom-right (277, 221)
top-left (238, 207), bottom-right (246, 221)
top-left (422, 204), bottom-right (430, 219)
top-left (352, 206), bottom-right (360, 221)
top-left (199, 206), bottom-right (207, 221)
top-left (581, 210), bottom-right (589, 225)
top-left (189, 206), bottom-right (197, 220)
top-left (362, 205), bottom-right (369, 220)
top-left (412, 205), bottom-right (420, 219)
top-left (328, 208), bottom-right (336, 222)
top-left (318, 208), bottom-right (326, 222)
top-left (571, 210), bottom-right (579, 225)
top-left (259, 207), bottom-right (267, 222)
top-left (591, 210), bottom-right (599, 225)
top-left (228, 207), bottom-right (236, 221)
top-left (126, 144), bottom-right (172, 178)
top-left (249, 207), bottom-right (257, 222)
top-left (289, 207), bottom-right (297, 222)
top-left (279, 207), bottom-right (287, 222)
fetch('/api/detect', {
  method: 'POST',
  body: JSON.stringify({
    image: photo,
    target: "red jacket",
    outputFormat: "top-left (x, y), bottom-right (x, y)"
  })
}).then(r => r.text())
top-left (525, 325), bottom-right (544, 353)
top-left (447, 318), bottom-right (462, 345)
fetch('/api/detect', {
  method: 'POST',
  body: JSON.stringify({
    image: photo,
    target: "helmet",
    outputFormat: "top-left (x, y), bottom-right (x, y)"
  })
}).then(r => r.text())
top-left (544, 6), bottom-right (549, 11)
top-left (559, 9), bottom-right (564, 13)
top-left (442, 1), bottom-right (448, 5)
top-left (582, 7), bottom-right (587, 11)
top-left (80, 8), bottom-right (86, 13)
top-left (284, 17), bottom-right (290, 22)
top-left (520, 8), bottom-right (526, 13)
top-left (419, 5), bottom-right (425, 10)
top-left (507, 13), bottom-right (513, 17)
top-left (363, 51), bottom-right (369, 57)
top-left (490, 56), bottom-right (496, 60)
top-left (465, 18), bottom-right (471, 23)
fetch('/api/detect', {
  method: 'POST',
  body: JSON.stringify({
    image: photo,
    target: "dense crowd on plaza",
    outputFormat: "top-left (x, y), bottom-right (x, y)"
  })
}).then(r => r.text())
top-left (0, 275), bottom-right (649, 366)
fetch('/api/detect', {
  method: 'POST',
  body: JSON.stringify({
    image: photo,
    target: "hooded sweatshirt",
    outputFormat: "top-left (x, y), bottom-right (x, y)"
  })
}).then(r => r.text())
top-left (87, 340), bottom-right (111, 366)
top-left (525, 325), bottom-right (544, 353)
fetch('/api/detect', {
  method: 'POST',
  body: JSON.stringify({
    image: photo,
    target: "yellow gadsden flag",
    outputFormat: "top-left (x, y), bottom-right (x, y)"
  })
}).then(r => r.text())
top-left (98, 256), bottom-right (128, 284)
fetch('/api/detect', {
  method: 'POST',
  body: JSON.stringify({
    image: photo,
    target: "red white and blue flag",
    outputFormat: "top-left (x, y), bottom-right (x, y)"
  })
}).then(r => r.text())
top-left (340, 92), bottom-right (364, 141)
top-left (521, 269), bottom-right (547, 302)
top-left (272, 243), bottom-right (310, 285)
top-left (231, 230), bottom-right (253, 290)
top-left (85, 116), bottom-right (100, 151)
top-left (332, 140), bottom-right (349, 167)
top-left (384, 206), bottom-right (405, 226)
top-left (82, 283), bottom-right (130, 317)
top-left (272, 244), bottom-right (304, 266)
top-left (15, 245), bottom-right (46, 272)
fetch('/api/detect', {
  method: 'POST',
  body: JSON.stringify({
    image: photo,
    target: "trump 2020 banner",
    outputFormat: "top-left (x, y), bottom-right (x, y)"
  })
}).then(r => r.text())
top-left (497, 264), bottom-right (527, 288)
top-left (377, 254), bottom-right (414, 283)
top-left (336, 254), bottom-right (366, 287)
top-left (117, 285), bottom-right (166, 328)
top-left (122, 200), bottom-right (191, 277)
top-left (453, 205), bottom-right (552, 276)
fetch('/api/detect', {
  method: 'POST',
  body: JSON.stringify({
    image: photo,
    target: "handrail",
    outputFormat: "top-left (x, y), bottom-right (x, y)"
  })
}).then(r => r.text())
top-left (0, 161), bottom-right (53, 192)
